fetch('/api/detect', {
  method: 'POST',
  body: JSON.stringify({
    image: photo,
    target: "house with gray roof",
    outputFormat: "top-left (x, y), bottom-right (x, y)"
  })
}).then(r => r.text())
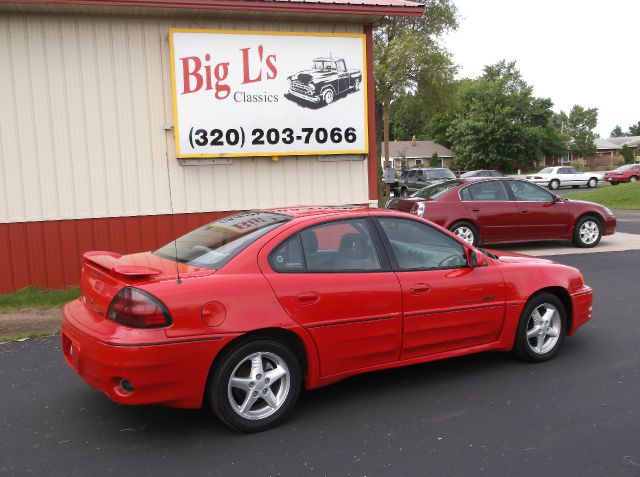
top-left (382, 137), bottom-right (455, 170)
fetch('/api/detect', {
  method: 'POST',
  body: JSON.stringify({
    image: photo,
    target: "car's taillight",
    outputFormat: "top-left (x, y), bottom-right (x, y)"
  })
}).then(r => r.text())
top-left (107, 287), bottom-right (172, 328)
top-left (410, 202), bottom-right (425, 216)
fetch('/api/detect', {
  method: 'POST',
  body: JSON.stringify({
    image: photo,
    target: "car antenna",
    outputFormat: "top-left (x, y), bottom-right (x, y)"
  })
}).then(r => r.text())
top-left (164, 152), bottom-right (182, 284)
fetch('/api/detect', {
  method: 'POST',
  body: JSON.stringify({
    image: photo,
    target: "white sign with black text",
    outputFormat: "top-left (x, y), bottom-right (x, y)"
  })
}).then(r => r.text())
top-left (169, 29), bottom-right (369, 158)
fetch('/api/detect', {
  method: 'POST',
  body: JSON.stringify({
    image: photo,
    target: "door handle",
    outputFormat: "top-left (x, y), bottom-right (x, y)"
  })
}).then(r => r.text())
top-left (296, 291), bottom-right (320, 305)
top-left (521, 210), bottom-right (529, 213)
top-left (472, 208), bottom-right (480, 212)
top-left (409, 283), bottom-right (431, 295)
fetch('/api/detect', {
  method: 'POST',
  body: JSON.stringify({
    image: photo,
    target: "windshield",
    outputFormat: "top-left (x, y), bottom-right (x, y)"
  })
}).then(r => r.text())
top-left (425, 169), bottom-right (456, 179)
top-left (154, 212), bottom-right (292, 270)
top-left (313, 61), bottom-right (333, 71)
top-left (615, 164), bottom-right (635, 171)
top-left (539, 167), bottom-right (554, 174)
top-left (412, 180), bottom-right (461, 199)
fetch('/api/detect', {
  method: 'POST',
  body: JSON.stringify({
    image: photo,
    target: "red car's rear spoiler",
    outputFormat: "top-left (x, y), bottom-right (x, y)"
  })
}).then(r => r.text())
top-left (83, 251), bottom-right (162, 278)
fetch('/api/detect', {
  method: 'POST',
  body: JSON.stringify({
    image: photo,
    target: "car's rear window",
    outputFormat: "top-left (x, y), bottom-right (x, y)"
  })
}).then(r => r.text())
top-left (425, 169), bottom-right (456, 179)
top-left (154, 212), bottom-right (292, 270)
top-left (412, 180), bottom-right (461, 199)
top-left (615, 164), bottom-right (635, 171)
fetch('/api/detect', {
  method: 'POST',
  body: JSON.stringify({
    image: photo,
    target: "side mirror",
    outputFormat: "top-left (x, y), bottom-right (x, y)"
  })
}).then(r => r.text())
top-left (469, 250), bottom-right (485, 268)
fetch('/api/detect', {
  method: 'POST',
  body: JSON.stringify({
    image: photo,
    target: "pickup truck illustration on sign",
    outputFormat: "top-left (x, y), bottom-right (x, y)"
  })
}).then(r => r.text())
top-left (287, 57), bottom-right (363, 106)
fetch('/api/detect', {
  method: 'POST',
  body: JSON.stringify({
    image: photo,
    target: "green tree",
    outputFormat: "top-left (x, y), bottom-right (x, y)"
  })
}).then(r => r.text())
top-left (611, 125), bottom-right (624, 137)
top-left (628, 121), bottom-right (640, 136)
top-left (444, 61), bottom-right (561, 170)
top-left (621, 144), bottom-right (635, 164)
top-left (562, 105), bottom-right (598, 158)
top-left (374, 0), bottom-right (458, 196)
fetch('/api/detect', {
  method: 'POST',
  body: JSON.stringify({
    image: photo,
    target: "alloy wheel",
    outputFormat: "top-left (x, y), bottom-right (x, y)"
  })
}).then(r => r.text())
top-left (579, 220), bottom-right (600, 245)
top-left (227, 351), bottom-right (291, 421)
top-left (526, 303), bottom-right (562, 355)
top-left (453, 226), bottom-right (475, 245)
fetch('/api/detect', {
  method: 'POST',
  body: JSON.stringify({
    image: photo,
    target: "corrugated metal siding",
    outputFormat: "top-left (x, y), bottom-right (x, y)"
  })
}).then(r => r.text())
top-left (0, 13), bottom-right (368, 224)
top-left (0, 211), bottom-right (236, 293)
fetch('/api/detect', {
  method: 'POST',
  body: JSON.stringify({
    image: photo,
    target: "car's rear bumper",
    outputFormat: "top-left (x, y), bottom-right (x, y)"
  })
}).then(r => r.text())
top-left (61, 300), bottom-right (232, 408)
top-left (567, 285), bottom-right (593, 336)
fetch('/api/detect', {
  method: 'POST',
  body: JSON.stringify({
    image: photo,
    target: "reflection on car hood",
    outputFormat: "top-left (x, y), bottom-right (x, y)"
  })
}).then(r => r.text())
top-left (484, 249), bottom-right (554, 264)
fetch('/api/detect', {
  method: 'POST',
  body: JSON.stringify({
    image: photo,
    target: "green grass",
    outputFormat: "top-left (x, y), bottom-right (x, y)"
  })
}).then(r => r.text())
top-left (565, 181), bottom-right (640, 209)
top-left (0, 286), bottom-right (80, 313)
top-left (0, 330), bottom-right (60, 344)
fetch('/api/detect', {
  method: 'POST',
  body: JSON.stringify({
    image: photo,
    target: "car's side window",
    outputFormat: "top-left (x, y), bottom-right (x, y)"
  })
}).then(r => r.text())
top-left (376, 217), bottom-right (467, 271)
top-left (299, 219), bottom-right (382, 272)
top-left (270, 235), bottom-right (305, 272)
top-left (506, 181), bottom-right (554, 202)
top-left (460, 181), bottom-right (509, 201)
top-left (337, 60), bottom-right (347, 73)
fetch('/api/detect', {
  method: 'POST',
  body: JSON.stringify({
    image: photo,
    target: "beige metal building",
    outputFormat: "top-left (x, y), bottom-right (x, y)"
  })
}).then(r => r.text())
top-left (0, 0), bottom-right (422, 292)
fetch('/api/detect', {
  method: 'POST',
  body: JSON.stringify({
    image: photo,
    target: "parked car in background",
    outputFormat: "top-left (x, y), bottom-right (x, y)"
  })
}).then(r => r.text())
top-left (62, 207), bottom-right (593, 432)
top-left (603, 164), bottom-right (640, 185)
top-left (526, 166), bottom-right (600, 190)
top-left (397, 167), bottom-right (456, 197)
top-left (460, 170), bottom-right (506, 178)
top-left (386, 178), bottom-right (616, 248)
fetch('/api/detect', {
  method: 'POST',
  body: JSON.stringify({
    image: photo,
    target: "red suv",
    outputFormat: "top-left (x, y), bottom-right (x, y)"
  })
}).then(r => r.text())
top-left (603, 164), bottom-right (640, 185)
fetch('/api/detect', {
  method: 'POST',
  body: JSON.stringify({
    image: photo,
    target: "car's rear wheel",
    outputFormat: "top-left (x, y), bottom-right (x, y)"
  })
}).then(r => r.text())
top-left (630, 176), bottom-right (639, 182)
top-left (513, 293), bottom-right (566, 362)
top-left (450, 221), bottom-right (479, 247)
top-left (587, 178), bottom-right (598, 188)
top-left (322, 89), bottom-right (334, 105)
top-left (208, 339), bottom-right (302, 432)
top-left (573, 215), bottom-right (602, 248)
top-left (549, 179), bottom-right (560, 190)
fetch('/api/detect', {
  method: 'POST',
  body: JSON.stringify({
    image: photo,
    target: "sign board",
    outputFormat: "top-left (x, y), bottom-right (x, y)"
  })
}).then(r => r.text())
top-left (169, 29), bottom-right (368, 158)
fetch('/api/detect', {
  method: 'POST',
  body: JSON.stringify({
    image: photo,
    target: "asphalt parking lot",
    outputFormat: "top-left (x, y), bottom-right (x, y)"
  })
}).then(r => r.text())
top-left (1, 213), bottom-right (639, 476)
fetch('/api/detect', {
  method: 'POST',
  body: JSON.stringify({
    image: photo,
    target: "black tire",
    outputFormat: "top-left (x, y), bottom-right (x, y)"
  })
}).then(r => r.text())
top-left (587, 178), bottom-right (598, 188)
top-left (449, 221), bottom-right (479, 247)
top-left (513, 292), bottom-right (566, 362)
top-left (400, 188), bottom-right (409, 197)
top-left (207, 339), bottom-right (302, 432)
top-left (611, 181), bottom-right (618, 186)
top-left (322, 88), bottom-right (334, 105)
top-left (549, 179), bottom-right (560, 190)
top-left (572, 215), bottom-right (602, 248)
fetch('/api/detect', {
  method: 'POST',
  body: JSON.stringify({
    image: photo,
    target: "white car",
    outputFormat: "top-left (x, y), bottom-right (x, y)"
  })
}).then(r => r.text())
top-left (526, 166), bottom-right (601, 190)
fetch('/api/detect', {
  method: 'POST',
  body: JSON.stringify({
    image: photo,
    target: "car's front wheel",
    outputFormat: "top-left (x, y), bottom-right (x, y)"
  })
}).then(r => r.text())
top-left (549, 179), bottom-right (560, 190)
top-left (587, 178), bottom-right (598, 188)
top-left (450, 221), bottom-right (479, 247)
top-left (322, 89), bottom-right (334, 105)
top-left (610, 181), bottom-right (619, 186)
top-left (208, 339), bottom-right (302, 432)
top-left (400, 188), bottom-right (409, 197)
top-left (513, 293), bottom-right (566, 362)
top-left (573, 215), bottom-right (602, 248)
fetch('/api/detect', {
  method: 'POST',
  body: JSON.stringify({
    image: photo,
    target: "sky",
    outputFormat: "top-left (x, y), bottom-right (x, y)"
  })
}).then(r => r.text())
top-left (442, 0), bottom-right (640, 138)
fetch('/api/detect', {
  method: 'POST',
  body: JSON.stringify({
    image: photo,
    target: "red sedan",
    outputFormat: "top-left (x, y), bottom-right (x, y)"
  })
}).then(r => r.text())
top-left (386, 178), bottom-right (616, 248)
top-left (603, 163), bottom-right (640, 185)
top-left (62, 208), bottom-right (593, 432)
